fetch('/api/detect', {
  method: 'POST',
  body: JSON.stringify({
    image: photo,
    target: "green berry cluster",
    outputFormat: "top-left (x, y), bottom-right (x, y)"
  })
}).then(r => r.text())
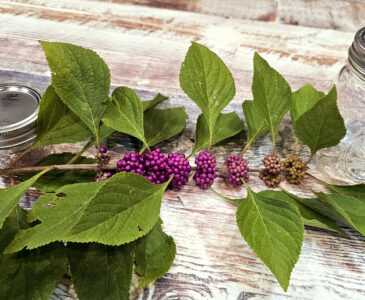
top-left (284, 155), bottom-right (307, 184)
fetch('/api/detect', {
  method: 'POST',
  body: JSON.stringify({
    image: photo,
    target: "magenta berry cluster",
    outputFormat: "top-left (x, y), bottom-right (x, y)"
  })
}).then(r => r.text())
top-left (193, 151), bottom-right (217, 190)
top-left (115, 148), bottom-right (191, 188)
top-left (225, 155), bottom-right (249, 186)
top-left (166, 153), bottom-right (191, 188)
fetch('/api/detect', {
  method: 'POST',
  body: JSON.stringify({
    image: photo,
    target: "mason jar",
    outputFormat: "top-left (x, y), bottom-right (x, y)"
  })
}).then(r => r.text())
top-left (0, 83), bottom-right (53, 187)
top-left (315, 27), bottom-right (365, 184)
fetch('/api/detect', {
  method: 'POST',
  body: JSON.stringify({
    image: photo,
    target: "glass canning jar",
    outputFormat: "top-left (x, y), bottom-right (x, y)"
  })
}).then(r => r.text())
top-left (0, 83), bottom-right (53, 187)
top-left (315, 27), bottom-right (365, 184)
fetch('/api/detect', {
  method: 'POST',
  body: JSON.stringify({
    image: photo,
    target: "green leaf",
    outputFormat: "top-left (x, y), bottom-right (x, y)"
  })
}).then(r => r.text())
top-left (143, 107), bottom-right (188, 150)
top-left (102, 86), bottom-right (147, 145)
top-left (294, 196), bottom-right (348, 225)
top-left (179, 42), bottom-right (235, 141)
top-left (17, 153), bottom-right (96, 192)
top-left (142, 93), bottom-right (168, 111)
top-left (192, 112), bottom-right (244, 155)
top-left (236, 187), bottom-right (303, 291)
top-left (0, 209), bottom-right (67, 300)
top-left (0, 172), bottom-right (44, 229)
top-left (40, 41), bottom-right (110, 140)
top-left (135, 220), bottom-right (176, 287)
top-left (251, 52), bottom-right (291, 147)
top-left (242, 100), bottom-right (268, 147)
top-left (294, 86), bottom-right (346, 155)
top-left (260, 190), bottom-right (345, 234)
top-left (6, 173), bottom-right (170, 252)
top-left (323, 183), bottom-right (365, 202)
top-left (67, 242), bottom-right (135, 300)
top-left (5, 181), bottom-right (103, 253)
top-left (64, 173), bottom-right (169, 244)
top-left (33, 86), bottom-right (91, 147)
top-left (314, 192), bottom-right (365, 235)
top-left (290, 84), bottom-right (325, 122)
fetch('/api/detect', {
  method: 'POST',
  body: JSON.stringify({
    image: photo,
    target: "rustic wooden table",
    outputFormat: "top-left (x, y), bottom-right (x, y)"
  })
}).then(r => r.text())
top-left (1, 1), bottom-right (365, 299)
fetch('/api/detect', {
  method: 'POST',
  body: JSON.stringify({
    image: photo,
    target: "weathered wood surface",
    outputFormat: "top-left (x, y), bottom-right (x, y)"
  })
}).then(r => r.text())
top-left (1, 1), bottom-right (365, 299)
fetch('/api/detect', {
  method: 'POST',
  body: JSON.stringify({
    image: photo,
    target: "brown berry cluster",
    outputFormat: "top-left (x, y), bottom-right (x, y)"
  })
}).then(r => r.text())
top-left (259, 154), bottom-right (283, 188)
top-left (284, 155), bottom-right (307, 184)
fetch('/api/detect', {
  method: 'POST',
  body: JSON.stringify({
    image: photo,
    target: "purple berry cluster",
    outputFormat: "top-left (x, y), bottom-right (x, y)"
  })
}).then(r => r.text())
top-left (225, 155), bottom-right (249, 186)
top-left (166, 153), bottom-right (191, 188)
top-left (115, 148), bottom-right (191, 188)
top-left (143, 148), bottom-right (170, 184)
top-left (193, 151), bottom-right (217, 189)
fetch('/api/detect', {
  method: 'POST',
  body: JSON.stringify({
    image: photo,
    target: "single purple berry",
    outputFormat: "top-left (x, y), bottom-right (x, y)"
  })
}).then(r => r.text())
top-left (193, 151), bottom-right (217, 189)
top-left (225, 155), bottom-right (249, 186)
top-left (99, 146), bottom-right (107, 154)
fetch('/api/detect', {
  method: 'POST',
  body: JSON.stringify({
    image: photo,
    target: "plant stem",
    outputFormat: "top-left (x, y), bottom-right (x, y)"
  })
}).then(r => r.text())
top-left (292, 137), bottom-right (299, 155)
top-left (207, 128), bottom-right (213, 152)
top-left (0, 163), bottom-right (115, 175)
top-left (272, 138), bottom-right (276, 155)
top-left (240, 142), bottom-right (251, 157)
top-left (209, 187), bottom-right (241, 205)
top-left (67, 144), bottom-right (90, 165)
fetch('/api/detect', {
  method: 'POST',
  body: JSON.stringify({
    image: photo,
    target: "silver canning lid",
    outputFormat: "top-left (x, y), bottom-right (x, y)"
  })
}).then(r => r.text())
top-left (348, 27), bottom-right (365, 78)
top-left (0, 83), bottom-right (42, 149)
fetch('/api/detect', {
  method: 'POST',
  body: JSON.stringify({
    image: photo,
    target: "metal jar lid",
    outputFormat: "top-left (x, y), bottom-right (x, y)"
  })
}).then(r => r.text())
top-left (0, 83), bottom-right (42, 150)
top-left (348, 27), bottom-right (365, 78)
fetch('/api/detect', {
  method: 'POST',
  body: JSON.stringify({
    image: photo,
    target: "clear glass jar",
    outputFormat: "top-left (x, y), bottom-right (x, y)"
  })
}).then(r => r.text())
top-left (315, 27), bottom-right (365, 184)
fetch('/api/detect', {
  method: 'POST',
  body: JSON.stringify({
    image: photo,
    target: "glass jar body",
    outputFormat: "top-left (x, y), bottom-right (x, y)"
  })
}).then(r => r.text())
top-left (315, 64), bottom-right (365, 183)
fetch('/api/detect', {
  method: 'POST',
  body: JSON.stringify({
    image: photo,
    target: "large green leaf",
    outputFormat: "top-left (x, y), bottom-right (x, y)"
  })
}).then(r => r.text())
top-left (324, 183), bottom-right (365, 202)
top-left (236, 187), bottom-right (303, 291)
top-left (33, 86), bottom-right (91, 147)
top-left (143, 107), bottom-right (188, 151)
top-left (67, 242), bottom-right (135, 300)
top-left (252, 52), bottom-right (291, 147)
top-left (294, 86), bottom-right (346, 155)
top-left (102, 86), bottom-right (147, 145)
top-left (0, 172), bottom-right (44, 229)
top-left (64, 173), bottom-right (169, 244)
top-left (192, 112), bottom-right (244, 155)
top-left (40, 41), bottom-right (110, 140)
top-left (242, 100), bottom-right (268, 148)
top-left (142, 93), bottom-right (168, 111)
top-left (6, 173), bottom-right (169, 252)
top-left (17, 153), bottom-right (96, 192)
top-left (135, 220), bottom-right (176, 287)
top-left (260, 190), bottom-right (345, 234)
top-left (314, 192), bottom-right (365, 235)
top-left (0, 209), bottom-right (67, 300)
top-left (5, 182), bottom-right (103, 253)
top-left (179, 42), bottom-right (235, 141)
top-left (290, 84), bottom-right (324, 122)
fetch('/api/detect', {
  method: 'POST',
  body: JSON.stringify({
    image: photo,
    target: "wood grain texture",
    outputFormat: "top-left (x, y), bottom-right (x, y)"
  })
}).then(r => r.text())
top-left (0, 1), bottom-right (365, 299)
top-left (0, 1), bottom-right (354, 100)
top-left (278, 0), bottom-right (365, 33)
